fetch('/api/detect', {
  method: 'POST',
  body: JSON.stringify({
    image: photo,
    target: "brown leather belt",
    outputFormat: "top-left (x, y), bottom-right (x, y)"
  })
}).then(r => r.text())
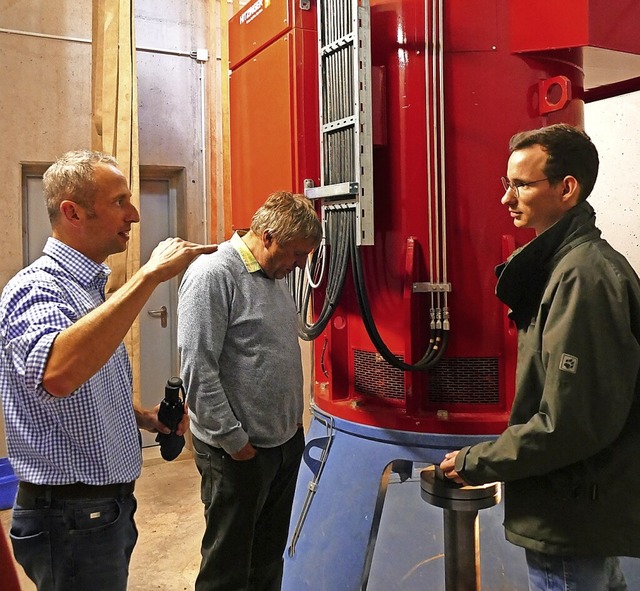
top-left (17, 480), bottom-right (135, 507)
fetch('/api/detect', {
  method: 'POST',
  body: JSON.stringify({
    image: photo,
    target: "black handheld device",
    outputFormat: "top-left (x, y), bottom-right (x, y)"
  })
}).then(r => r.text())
top-left (155, 377), bottom-right (186, 461)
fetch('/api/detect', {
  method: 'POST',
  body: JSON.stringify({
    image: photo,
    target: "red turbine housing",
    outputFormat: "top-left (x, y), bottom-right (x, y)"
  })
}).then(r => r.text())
top-left (229, 0), bottom-right (640, 435)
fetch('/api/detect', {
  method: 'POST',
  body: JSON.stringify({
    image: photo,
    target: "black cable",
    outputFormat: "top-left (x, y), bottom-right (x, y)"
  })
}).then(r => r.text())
top-left (349, 224), bottom-right (449, 371)
top-left (297, 207), bottom-right (352, 341)
top-left (291, 204), bottom-right (449, 370)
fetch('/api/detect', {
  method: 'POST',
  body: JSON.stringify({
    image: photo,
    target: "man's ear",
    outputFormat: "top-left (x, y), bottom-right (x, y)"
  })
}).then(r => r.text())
top-left (59, 200), bottom-right (83, 225)
top-left (560, 176), bottom-right (580, 206)
top-left (262, 229), bottom-right (275, 247)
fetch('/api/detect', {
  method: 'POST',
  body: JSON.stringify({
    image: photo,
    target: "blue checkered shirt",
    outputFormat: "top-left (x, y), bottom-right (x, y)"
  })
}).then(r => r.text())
top-left (0, 238), bottom-right (142, 485)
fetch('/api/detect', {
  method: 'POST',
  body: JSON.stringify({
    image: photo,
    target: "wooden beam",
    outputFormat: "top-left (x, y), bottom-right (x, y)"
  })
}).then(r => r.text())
top-left (91, 0), bottom-right (141, 403)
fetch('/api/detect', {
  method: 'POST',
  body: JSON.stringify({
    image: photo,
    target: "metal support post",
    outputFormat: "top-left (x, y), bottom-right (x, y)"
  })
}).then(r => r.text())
top-left (420, 466), bottom-right (501, 591)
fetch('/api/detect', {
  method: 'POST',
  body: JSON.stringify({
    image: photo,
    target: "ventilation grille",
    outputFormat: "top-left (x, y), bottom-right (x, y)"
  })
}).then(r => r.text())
top-left (353, 349), bottom-right (405, 401)
top-left (352, 352), bottom-right (500, 405)
top-left (429, 357), bottom-right (500, 404)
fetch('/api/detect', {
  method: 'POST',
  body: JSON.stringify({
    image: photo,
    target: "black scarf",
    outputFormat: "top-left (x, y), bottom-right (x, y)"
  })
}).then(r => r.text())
top-left (495, 202), bottom-right (597, 329)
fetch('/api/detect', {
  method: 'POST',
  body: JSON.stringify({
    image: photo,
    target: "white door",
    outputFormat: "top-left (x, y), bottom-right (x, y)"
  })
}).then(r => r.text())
top-left (138, 177), bottom-right (179, 447)
top-left (23, 171), bottom-right (50, 265)
top-left (22, 168), bottom-right (180, 448)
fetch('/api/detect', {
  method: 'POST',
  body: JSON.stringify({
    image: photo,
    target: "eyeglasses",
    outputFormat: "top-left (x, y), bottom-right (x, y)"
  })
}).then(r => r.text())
top-left (501, 176), bottom-right (549, 198)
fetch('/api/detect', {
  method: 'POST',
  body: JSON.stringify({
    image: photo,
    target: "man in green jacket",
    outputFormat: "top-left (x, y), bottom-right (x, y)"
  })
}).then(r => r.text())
top-left (440, 124), bottom-right (640, 591)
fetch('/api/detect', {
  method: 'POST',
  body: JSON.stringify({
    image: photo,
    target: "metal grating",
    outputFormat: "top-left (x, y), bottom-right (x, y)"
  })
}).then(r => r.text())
top-left (323, 127), bottom-right (356, 185)
top-left (305, 0), bottom-right (375, 245)
top-left (429, 357), bottom-right (500, 404)
top-left (354, 349), bottom-right (406, 401)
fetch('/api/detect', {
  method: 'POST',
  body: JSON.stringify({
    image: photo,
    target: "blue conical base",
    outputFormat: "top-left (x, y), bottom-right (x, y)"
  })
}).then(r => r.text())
top-left (283, 408), bottom-right (527, 591)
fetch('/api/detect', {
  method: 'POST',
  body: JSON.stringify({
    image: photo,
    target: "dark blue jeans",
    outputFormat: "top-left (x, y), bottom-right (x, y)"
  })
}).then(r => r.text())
top-left (526, 549), bottom-right (628, 591)
top-left (10, 493), bottom-right (138, 591)
top-left (193, 429), bottom-right (305, 591)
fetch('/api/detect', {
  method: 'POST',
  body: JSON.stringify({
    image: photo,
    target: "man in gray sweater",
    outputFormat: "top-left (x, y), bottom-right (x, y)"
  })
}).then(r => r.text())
top-left (178, 191), bottom-right (322, 591)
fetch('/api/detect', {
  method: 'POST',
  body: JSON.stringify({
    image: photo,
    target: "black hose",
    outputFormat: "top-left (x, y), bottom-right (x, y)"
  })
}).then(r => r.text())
top-left (292, 205), bottom-right (448, 370)
top-left (297, 207), bottom-right (353, 340)
top-left (350, 227), bottom-right (448, 371)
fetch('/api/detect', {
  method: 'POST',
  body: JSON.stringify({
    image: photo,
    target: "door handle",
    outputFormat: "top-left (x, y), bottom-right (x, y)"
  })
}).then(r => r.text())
top-left (147, 305), bottom-right (168, 328)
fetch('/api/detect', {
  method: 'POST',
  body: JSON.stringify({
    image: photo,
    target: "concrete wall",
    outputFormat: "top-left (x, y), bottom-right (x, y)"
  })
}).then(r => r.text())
top-left (0, 0), bottom-right (210, 283)
top-left (0, 0), bottom-right (211, 456)
top-left (0, 2), bottom-right (92, 290)
top-left (135, 0), bottom-right (210, 241)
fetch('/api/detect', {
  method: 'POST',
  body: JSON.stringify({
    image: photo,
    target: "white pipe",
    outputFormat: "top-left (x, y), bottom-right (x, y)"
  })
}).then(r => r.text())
top-left (0, 27), bottom-right (194, 57)
top-left (437, 0), bottom-right (448, 290)
top-left (199, 61), bottom-right (209, 243)
top-left (0, 27), bottom-right (90, 44)
top-left (431, 0), bottom-right (441, 284)
top-left (425, 1), bottom-right (434, 286)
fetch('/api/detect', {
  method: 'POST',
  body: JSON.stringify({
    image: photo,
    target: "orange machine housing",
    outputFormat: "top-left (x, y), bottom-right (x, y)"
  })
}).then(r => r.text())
top-left (229, 0), bottom-right (319, 231)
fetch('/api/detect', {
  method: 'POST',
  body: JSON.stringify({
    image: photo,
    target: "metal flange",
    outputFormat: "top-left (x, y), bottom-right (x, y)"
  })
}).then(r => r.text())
top-left (420, 465), bottom-right (501, 512)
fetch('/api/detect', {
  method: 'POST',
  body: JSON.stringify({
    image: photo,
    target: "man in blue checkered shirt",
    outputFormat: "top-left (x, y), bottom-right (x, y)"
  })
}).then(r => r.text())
top-left (0, 149), bottom-right (216, 591)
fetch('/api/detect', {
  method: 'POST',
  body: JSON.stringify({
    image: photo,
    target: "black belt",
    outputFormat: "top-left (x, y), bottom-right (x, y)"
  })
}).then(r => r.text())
top-left (17, 480), bottom-right (135, 507)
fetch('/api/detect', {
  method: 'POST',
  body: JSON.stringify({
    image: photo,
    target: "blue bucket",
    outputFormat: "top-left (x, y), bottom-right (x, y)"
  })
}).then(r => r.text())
top-left (0, 458), bottom-right (18, 510)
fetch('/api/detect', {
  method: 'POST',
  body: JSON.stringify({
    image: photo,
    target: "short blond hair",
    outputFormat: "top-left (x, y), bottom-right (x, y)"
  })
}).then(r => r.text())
top-left (43, 149), bottom-right (119, 222)
top-left (250, 191), bottom-right (322, 246)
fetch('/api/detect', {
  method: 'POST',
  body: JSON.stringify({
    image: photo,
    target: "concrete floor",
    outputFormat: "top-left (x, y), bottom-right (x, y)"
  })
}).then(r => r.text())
top-left (0, 448), bottom-right (204, 591)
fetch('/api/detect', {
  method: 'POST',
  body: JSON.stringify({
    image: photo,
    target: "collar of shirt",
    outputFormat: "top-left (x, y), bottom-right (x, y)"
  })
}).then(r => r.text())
top-left (44, 237), bottom-right (111, 294)
top-left (230, 231), bottom-right (263, 274)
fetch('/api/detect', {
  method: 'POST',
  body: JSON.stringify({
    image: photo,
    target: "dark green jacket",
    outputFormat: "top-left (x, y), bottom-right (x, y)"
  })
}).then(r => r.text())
top-left (456, 201), bottom-right (640, 556)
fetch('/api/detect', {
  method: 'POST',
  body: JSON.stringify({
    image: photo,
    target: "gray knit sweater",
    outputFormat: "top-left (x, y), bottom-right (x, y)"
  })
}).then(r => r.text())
top-left (177, 235), bottom-right (303, 454)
